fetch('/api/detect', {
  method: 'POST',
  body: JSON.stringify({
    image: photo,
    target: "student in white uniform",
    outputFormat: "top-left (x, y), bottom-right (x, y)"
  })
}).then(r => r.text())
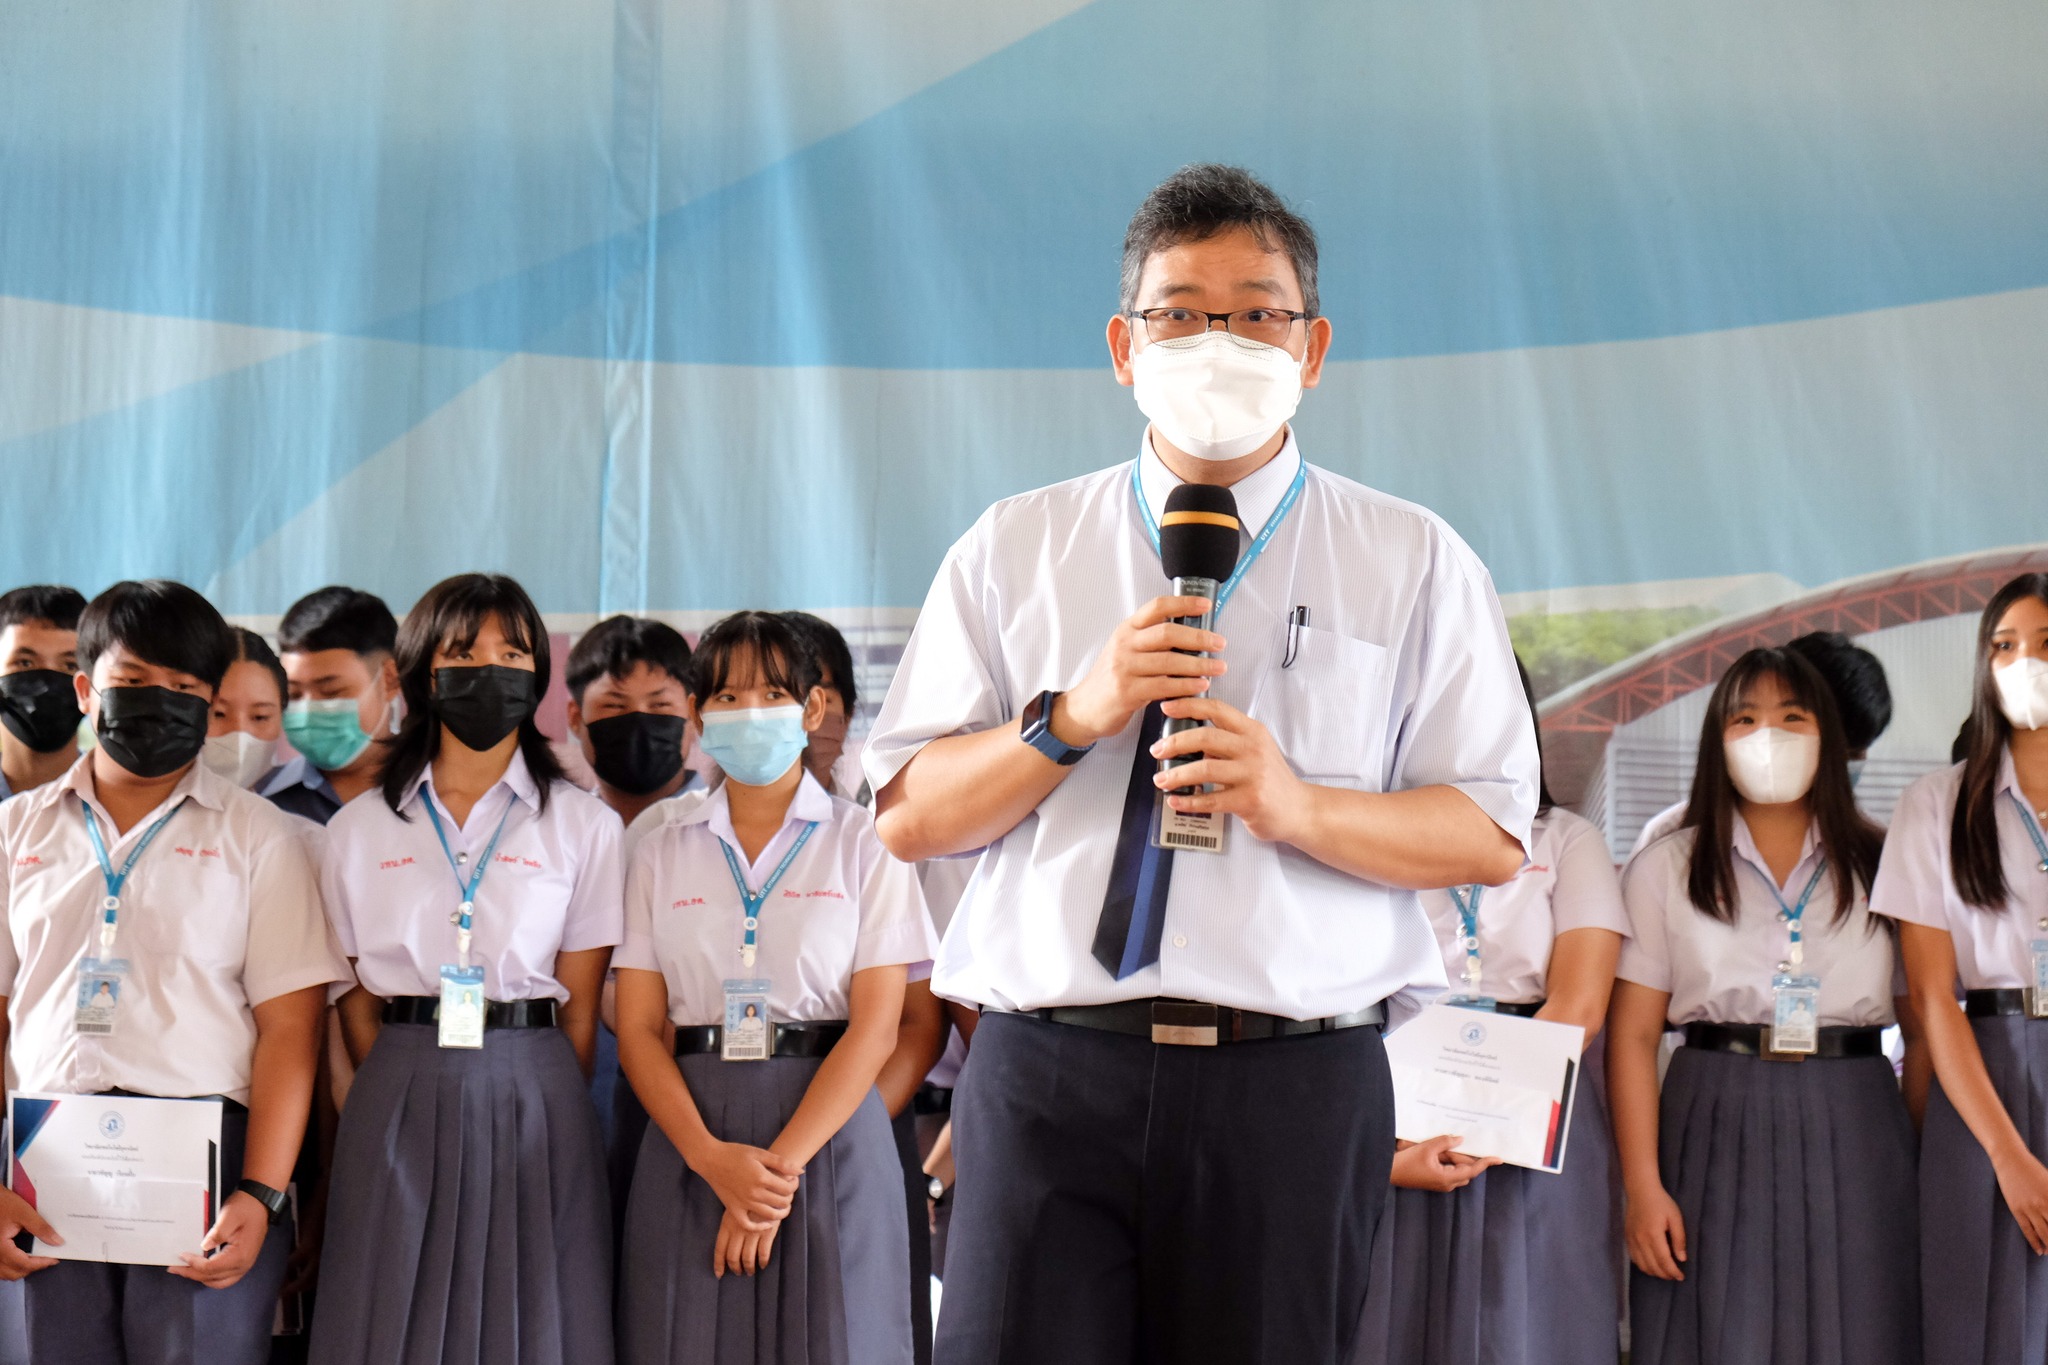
top-left (0, 579), bottom-right (347, 1365)
top-left (613, 611), bottom-right (936, 1365)
top-left (264, 587), bottom-right (403, 826)
top-left (1353, 659), bottom-right (1628, 1365)
top-left (1874, 572), bottom-right (2048, 1365)
top-left (309, 573), bottom-right (624, 1365)
top-left (203, 627), bottom-right (287, 791)
top-left (1608, 646), bottom-right (1916, 1365)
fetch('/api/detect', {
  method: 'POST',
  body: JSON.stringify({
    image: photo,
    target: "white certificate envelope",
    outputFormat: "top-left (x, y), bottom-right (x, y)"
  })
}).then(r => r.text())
top-left (9, 1093), bottom-right (223, 1266)
top-left (1385, 1004), bottom-right (1585, 1173)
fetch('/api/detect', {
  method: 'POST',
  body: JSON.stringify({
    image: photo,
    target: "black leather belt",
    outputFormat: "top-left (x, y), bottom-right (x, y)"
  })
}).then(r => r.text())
top-left (383, 996), bottom-right (558, 1029)
top-left (912, 1084), bottom-right (954, 1116)
top-left (1682, 1021), bottom-right (1884, 1061)
top-left (1965, 988), bottom-right (2048, 1018)
top-left (1003, 998), bottom-right (1386, 1047)
top-left (1493, 999), bottom-right (1545, 1019)
top-left (673, 1021), bottom-right (847, 1059)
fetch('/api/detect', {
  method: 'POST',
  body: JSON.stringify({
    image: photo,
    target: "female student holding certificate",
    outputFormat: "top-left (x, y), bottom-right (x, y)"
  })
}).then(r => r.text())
top-left (1350, 661), bottom-right (1629, 1365)
top-left (1608, 646), bottom-right (1917, 1365)
top-left (612, 611), bottom-right (935, 1365)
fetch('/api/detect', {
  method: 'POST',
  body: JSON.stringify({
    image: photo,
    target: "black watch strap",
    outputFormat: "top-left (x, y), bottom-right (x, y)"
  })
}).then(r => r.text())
top-left (236, 1178), bottom-right (289, 1225)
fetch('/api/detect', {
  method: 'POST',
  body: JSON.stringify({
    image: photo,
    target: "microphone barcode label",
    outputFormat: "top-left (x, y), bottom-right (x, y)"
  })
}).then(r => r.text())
top-left (1161, 831), bottom-right (1222, 850)
top-left (1152, 801), bottom-right (1228, 854)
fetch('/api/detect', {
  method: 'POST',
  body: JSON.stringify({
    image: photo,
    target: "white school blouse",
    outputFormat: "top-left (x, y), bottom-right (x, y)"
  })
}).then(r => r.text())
top-left (1619, 819), bottom-right (1895, 1027)
top-left (320, 751), bottom-right (624, 1002)
top-left (0, 758), bottom-right (350, 1104)
top-left (1422, 807), bottom-right (1629, 1005)
top-left (614, 771), bottom-right (936, 1026)
top-left (863, 432), bottom-right (1539, 1025)
top-left (1870, 754), bottom-right (2048, 990)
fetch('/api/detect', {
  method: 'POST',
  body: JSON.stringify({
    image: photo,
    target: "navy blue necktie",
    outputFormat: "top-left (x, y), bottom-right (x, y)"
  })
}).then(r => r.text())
top-left (1090, 701), bottom-right (1175, 979)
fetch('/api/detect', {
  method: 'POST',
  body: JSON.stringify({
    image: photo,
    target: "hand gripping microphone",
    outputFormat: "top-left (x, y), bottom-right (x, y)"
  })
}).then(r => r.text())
top-left (1156, 483), bottom-right (1242, 789)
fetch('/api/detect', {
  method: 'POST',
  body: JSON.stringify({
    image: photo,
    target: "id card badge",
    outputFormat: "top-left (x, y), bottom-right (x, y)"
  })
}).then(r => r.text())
top-left (1769, 973), bottom-right (1821, 1054)
top-left (1151, 792), bottom-right (1227, 854)
top-left (2029, 941), bottom-right (2048, 1018)
top-left (437, 965), bottom-right (486, 1050)
top-left (722, 980), bottom-right (772, 1062)
top-left (74, 957), bottom-right (129, 1037)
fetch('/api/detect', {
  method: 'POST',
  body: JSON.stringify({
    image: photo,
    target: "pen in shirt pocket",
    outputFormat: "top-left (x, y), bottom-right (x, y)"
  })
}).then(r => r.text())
top-left (1283, 605), bottom-right (1310, 669)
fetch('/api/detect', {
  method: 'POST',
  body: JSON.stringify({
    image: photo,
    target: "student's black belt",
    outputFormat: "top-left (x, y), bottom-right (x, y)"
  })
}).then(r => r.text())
top-left (673, 1021), bottom-right (847, 1059)
top-left (383, 996), bottom-right (558, 1029)
top-left (1000, 998), bottom-right (1386, 1047)
top-left (1492, 999), bottom-right (1545, 1018)
top-left (1965, 988), bottom-right (2048, 1018)
top-left (1682, 1021), bottom-right (1884, 1061)
top-left (912, 1083), bottom-right (953, 1116)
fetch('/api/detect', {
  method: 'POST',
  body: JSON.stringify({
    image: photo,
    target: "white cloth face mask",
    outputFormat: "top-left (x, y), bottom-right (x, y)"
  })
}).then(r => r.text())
top-left (1995, 656), bottom-right (2048, 731)
top-left (202, 730), bottom-right (277, 789)
top-left (1724, 725), bottom-right (1820, 806)
top-left (1129, 328), bottom-right (1304, 462)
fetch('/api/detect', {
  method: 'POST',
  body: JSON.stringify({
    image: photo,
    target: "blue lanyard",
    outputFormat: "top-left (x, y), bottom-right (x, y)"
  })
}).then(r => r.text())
top-left (2011, 791), bottom-right (2048, 874)
top-left (80, 800), bottom-right (184, 954)
top-left (422, 793), bottom-right (517, 966)
top-left (1447, 884), bottom-right (1484, 991)
top-left (1131, 456), bottom-right (1308, 619)
top-left (1744, 855), bottom-right (1829, 969)
top-left (720, 821), bottom-right (819, 967)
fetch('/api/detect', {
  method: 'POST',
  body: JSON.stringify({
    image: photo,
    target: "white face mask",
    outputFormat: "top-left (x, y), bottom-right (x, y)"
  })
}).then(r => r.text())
top-left (1724, 725), bottom-right (1820, 806)
top-left (1995, 656), bottom-right (2048, 731)
top-left (202, 730), bottom-right (277, 789)
top-left (1129, 328), bottom-right (1304, 462)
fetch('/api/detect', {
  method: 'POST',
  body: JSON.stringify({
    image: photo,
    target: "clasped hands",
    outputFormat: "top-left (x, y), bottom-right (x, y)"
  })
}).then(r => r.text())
top-left (692, 1140), bottom-right (803, 1278)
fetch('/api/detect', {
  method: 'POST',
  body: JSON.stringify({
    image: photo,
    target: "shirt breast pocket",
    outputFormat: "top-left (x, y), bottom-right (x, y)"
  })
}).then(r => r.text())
top-left (1252, 626), bottom-right (1393, 789)
top-left (132, 860), bottom-right (248, 970)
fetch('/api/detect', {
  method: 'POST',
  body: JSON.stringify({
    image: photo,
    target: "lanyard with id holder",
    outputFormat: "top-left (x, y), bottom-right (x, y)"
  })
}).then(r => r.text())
top-left (422, 796), bottom-right (515, 1050)
top-left (1444, 884), bottom-right (1497, 1011)
top-left (2011, 792), bottom-right (2048, 1017)
top-left (1749, 856), bottom-right (1829, 1055)
top-left (76, 800), bottom-right (184, 1037)
top-left (716, 821), bottom-right (817, 1062)
top-left (1133, 458), bottom-right (1307, 856)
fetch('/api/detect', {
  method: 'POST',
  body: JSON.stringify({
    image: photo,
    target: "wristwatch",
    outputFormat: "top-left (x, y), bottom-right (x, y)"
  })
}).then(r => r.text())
top-left (236, 1178), bottom-right (290, 1225)
top-left (1019, 690), bottom-right (1093, 766)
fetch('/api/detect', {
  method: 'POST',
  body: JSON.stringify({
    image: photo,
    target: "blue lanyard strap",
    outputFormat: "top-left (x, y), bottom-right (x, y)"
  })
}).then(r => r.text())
top-left (422, 793), bottom-right (517, 958)
top-left (2011, 792), bottom-right (2048, 874)
top-left (81, 799), bottom-right (184, 949)
top-left (720, 821), bottom-right (819, 960)
top-left (1447, 884), bottom-right (1485, 991)
top-left (1744, 855), bottom-right (1829, 968)
top-left (1131, 456), bottom-right (1308, 619)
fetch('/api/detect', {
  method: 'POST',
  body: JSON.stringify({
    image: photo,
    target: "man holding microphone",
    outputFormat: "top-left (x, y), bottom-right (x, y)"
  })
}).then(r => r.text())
top-left (865, 165), bottom-right (1537, 1364)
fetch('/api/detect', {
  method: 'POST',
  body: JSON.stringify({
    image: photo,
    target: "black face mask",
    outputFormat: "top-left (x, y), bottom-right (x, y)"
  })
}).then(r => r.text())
top-left (95, 684), bottom-right (211, 779)
top-left (433, 666), bottom-right (536, 752)
top-left (0, 669), bottom-right (84, 753)
top-left (585, 711), bottom-right (687, 796)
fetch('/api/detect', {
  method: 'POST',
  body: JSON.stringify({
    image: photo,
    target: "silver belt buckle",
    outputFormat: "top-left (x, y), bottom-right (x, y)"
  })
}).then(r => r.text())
top-left (2027, 988), bottom-right (2048, 1019)
top-left (1151, 1002), bottom-right (1218, 1046)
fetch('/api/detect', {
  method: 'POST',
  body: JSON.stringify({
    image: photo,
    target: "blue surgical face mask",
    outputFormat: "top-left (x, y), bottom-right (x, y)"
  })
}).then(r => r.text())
top-left (698, 705), bottom-right (809, 787)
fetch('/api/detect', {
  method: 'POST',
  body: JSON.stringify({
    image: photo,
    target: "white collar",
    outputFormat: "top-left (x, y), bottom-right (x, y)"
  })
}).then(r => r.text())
top-left (402, 747), bottom-right (543, 816)
top-left (1732, 811), bottom-right (1823, 896)
top-left (1135, 428), bottom-right (1304, 545)
top-left (678, 767), bottom-right (838, 848)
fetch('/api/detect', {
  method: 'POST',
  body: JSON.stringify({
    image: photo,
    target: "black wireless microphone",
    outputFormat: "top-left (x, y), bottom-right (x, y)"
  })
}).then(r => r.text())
top-left (1156, 483), bottom-right (1242, 789)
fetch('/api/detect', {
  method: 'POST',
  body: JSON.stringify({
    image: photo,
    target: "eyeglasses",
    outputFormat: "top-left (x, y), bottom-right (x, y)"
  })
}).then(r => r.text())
top-left (1128, 307), bottom-right (1314, 347)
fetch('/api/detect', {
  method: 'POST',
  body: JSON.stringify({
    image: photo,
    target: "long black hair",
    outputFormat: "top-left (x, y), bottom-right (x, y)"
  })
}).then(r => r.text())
top-left (380, 573), bottom-right (564, 816)
top-left (1952, 573), bottom-right (2048, 909)
top-left (1680, 646), bottom-right (1883, 924)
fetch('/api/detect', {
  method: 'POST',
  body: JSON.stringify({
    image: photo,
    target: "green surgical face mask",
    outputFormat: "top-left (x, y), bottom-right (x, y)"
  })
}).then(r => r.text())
top-left (283, 696), bottom-right (379, 772)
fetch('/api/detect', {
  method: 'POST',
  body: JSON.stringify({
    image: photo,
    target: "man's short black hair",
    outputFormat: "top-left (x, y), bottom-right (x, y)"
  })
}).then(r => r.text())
top-left (565, 615), bottom-right (693, 704)
top-left (1120, 164), bottom-right (1320, 315)
top-left (77, 580), bottom-right (232, 689)
top-left (278, 586), bottom-right (398, 657)
top-left (0, 585), bottom-right (87, 634)
top-left (781, 611), bottom-right (857, 714)
top-left (1786, 631), bottom-right (1893, 754)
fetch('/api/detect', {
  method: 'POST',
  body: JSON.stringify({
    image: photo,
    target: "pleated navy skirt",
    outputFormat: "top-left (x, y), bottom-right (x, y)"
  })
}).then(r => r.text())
top-left (617, 1053), bottom-right (911, 1365)
top-left (1921, 1014), bottom-right (2048, 1364)
top-left (1630, 1044), bottom-right (1920, 1365)
top-left (1350, 1057), bottom-right (1622, 1365)
top-left (309, 1023), bottom-right (614, 1365)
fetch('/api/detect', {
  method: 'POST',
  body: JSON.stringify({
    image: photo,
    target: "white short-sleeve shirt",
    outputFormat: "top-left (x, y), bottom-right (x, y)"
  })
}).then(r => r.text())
top-left (613, 771), bottom-right (936, 1025)
top-left (0, 758), bottom-right (350, 1104)
top-left (1618, 818), bottom-right (1895, 1027)
top-left (862, 433), bottom-right (1540, 1024)
top-left (1422, 807), bottom-right (1629, 1004)
top-left (320, 751), bottom-right (624, 1001)
top-left (1870, 754), bottom-right (2048, 990)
